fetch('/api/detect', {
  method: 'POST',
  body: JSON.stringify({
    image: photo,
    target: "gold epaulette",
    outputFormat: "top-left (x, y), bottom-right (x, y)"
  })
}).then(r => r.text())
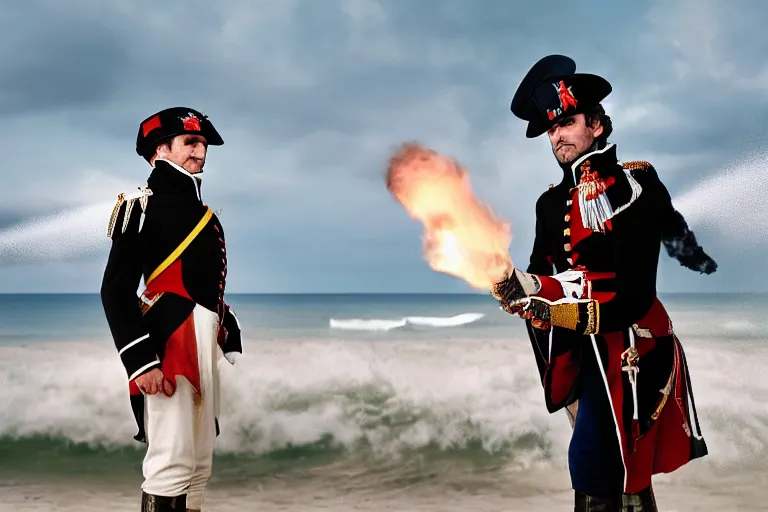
top-left (621, 160), bottom-right (652, 172)
top-left (106, 187), bottom-right (152, 238)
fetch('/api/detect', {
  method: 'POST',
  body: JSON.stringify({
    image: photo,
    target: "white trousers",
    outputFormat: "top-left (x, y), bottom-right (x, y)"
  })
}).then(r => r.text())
top-left (141, 304), bottom-right (220, 510)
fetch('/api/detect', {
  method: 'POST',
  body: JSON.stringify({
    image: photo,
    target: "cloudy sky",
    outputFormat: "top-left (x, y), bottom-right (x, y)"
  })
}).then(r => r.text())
top-left (0, 0), bottom-right (766, 294)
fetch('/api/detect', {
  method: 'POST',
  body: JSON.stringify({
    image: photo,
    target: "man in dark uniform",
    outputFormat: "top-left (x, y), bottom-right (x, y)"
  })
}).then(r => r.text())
top-left (491, 56), bottom-right (713, 511)
top-left (101, 107), bottom-right (243, 512)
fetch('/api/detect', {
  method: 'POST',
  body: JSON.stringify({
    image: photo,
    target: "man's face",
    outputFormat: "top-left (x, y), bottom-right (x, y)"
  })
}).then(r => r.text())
top-left (547, 114), bottom-right (604, 164)
top-left (155, 134), bottom-right (208, 174)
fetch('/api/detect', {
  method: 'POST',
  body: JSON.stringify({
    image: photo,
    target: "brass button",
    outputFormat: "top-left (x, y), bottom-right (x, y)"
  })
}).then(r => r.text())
top-left (565, 214), bottom-right (571, 222)
top-left (566, 200), bottom-right (573, 206)
top-left (564, 243), bottom-right (572, 251)
top-left (567, 257), bottom-right (573, 265)
top-left (563, 228), bottom-right (570, 236)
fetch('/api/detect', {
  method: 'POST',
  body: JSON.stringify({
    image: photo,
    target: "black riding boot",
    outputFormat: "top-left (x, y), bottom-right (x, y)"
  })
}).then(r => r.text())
top-left (621, 486), bottom-right (658, 512)
top-left (141, 491), bottom-right (187, 511)
top-left (574, 486), bottom-right (658, 512)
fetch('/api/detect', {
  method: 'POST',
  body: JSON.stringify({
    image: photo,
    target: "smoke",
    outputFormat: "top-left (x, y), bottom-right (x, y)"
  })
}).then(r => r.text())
top-left (672, 152), bottom-right (768, 247)
top-left (0, 202), bottom-right (114, 265)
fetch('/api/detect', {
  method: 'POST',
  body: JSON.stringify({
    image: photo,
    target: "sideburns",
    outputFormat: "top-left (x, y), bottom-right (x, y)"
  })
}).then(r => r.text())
top-left (157, 142), bottom-right (172, 156)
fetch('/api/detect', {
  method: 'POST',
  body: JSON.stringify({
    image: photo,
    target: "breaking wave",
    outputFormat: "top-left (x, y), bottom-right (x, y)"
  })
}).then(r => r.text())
top-left (0, 336), bottom-right (559, 483)
top-left (2, 328), bottom-right (767, 486)
top-left (329, 313), bottom-right (484, 331)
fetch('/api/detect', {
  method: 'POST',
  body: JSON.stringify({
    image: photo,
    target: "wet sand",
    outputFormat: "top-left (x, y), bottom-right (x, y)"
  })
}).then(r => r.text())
top-left (1, 472), bottom-right (765, 512)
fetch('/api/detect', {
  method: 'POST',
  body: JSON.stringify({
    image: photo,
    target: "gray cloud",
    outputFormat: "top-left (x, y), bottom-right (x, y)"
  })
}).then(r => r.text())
top-left (0, 2), bottom-right (131, 115)
top-left (0, 0), bottom-right (765, 293)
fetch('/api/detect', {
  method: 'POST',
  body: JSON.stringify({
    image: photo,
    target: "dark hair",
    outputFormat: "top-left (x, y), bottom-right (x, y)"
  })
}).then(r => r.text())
top-left (584, 103), bottom-right (612, 144)
top-left (141, 136), bottom-right (174, 163)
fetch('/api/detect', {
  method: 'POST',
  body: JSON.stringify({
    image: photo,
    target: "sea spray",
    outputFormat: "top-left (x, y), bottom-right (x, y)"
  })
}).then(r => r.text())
top-left (0, 338), bottom-right (563, 462)
top-left (4, 329), bottom-right (768, 464)
top-left (0, 202), bottom-right (114, 264)
top-left (673, 152), bottom-right (768, 245)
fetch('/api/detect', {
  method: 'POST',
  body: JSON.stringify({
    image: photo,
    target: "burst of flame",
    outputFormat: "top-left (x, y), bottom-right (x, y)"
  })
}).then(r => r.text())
top-left (386, 143), bottom-right (513, 290)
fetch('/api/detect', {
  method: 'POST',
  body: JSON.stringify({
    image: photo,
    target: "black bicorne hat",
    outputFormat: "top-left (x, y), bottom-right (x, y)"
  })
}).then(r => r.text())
top-left (510, 55), bottom-right (612, 138)
top-left (136, 106), bottom-right (224, 159)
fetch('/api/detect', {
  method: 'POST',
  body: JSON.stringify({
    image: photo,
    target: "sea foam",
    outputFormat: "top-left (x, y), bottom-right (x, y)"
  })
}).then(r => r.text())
top-left (329, 313), bottom-right (484, 331)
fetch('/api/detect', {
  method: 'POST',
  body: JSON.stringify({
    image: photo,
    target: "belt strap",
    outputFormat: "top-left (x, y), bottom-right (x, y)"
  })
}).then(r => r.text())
top-left (585, 271), bottom-right (616, 280)
top-left (145, 207), bottom-right (213, 286)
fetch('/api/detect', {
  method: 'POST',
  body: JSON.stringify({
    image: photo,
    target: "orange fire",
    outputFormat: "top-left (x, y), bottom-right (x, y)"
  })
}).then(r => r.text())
top-left (386, 143), bottom-right (514, 290)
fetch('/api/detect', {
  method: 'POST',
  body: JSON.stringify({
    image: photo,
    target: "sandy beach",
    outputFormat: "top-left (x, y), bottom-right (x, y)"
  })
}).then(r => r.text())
top-left (0, 481), bottom-right (764, 512)
top-left (2, 465), bottom-right (767, 512)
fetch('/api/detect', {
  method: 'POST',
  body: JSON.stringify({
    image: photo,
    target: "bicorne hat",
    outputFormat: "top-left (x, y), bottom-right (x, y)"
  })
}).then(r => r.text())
top-left (510, 55), bottom-right (612, 138)
top-left (135, 106), bottom-right (224, 159)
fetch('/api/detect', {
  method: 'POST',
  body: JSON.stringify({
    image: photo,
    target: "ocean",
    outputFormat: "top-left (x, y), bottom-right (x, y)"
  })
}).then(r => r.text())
top-left (1, 292), bottom-right (767, 511)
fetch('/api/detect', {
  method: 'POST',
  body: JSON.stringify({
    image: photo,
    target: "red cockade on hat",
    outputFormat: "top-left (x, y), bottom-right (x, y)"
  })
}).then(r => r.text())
top-left (141, 115), bottom-right (162, 137)
top-left (180, 112), bottom-right (201, 131)
top-left (547, 80), bottom-right (579, 120)
top-left (557, 80), bottom-right (578, 112)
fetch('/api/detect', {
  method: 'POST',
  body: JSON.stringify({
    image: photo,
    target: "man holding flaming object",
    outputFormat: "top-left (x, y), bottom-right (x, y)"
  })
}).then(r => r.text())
top-left (492, 55), bottom-right (713, 511)
top-left (385, 54), bottom-right (719, 511)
